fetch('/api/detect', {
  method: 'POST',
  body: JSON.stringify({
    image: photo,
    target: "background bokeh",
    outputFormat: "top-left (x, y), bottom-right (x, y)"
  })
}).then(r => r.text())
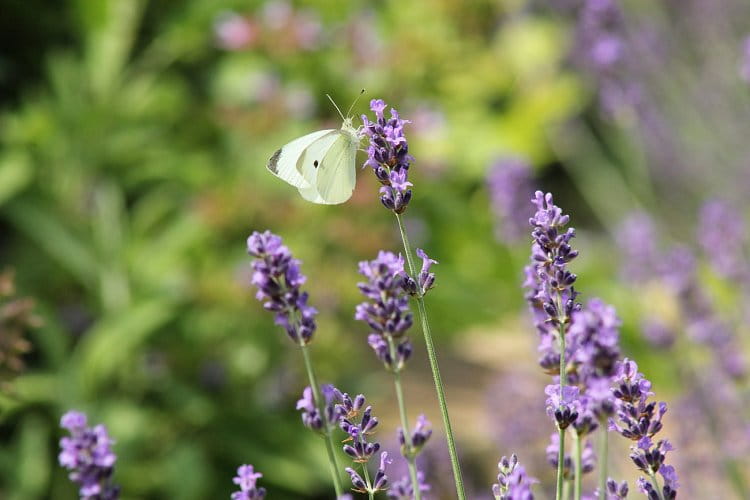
top-left (1, 0), bottom-right (749, 498)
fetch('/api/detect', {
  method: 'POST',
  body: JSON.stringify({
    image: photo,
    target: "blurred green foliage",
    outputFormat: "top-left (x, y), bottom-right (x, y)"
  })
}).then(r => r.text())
top-left (3, 0), bottom-right (744, 498)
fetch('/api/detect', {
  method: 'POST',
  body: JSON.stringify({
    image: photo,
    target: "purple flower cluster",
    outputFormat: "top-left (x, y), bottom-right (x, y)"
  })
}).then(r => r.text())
top-left (247, 230), bottom-right (317, 345)
top-left (492, 454), bottom-right (536, 500)
top-left (58, 411), bottom-right (120, 500)
top-left (544, 433), bottom-right (596, 480)
top-left (602, 478), bottom-right (629, 499)
top-left (397, 414), bottom-right (432, 458)
top-left (524, 191), bottom-right (580, 372)
top-left (486, 157), bottom-right (536, 243)
top-left (296, 384), bottom-right (338, 432)
top-left (362, 99), bottom-right (414, 213)
top-left (355, 251), bottom-right (414, 371)
top-left (336, 392), bottom-right (391, 494)
top-left (387, 469), bottom-right (431, 500)
top-left (697, 199), bottom-right (749, 285)
top-left (545, 385), bottom-right (581, 431)
top-left (610, 359), bottom-right (678, 499)
top-left (231, 464), bottom-right (266, 500)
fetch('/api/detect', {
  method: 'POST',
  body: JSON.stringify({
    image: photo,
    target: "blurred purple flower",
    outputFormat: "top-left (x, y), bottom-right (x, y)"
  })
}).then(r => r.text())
top-left (616, 212), bottom-right (661, 283)
top-left (398, 414), bottom-right (432, 457)
top-left (231, 464), bottom-right (266, 500)
top-left (296, 384), bottom-right (338, 432)
top-left (58, 411), bottom-right (119, 500)
top-left (601, 478), bottom-right (629, 499)
top-left (388, 468), bottom-right (431, 499)
top-left (740, 36), bottom-right (750, 83)
top-left (486, 157), bottom-right (536, 243)
top-left (247, 230), bottom-right (317, 345)
top-left (492, 454), bottom-right (537, 500)
top-left (545, 433), bottom-right (595, 480)
top-left (697, 198), bottom-right (750, 284)
top-left (214, 12), bottom-right (256, 50)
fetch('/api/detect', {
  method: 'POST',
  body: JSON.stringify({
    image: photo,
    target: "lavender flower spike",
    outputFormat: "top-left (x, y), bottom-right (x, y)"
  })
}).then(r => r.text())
top-left (361, 99), bottom-right (414, 213)
top-left (247, 230), bottom-right (317, 345)
top-left (492, 454), bottom-right (536, 500)
top-left (58, 411), bottom-right (120, 500)
top-left (486, 157), bottom-right (536, 243)
top-left (398, 414), bottom-right (432, 458)
top-left (355, 251), bottom-right (414, 371)
top-left (296, 384), bottom-right (338, 432)
top-left (231, 464), bottom-right (266, 500)
top-left (388, 469), bottom-right (431, 500)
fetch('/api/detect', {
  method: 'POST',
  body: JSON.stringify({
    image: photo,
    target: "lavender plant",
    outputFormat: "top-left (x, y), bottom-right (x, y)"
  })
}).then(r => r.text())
top-left (486, 157), bottom-right (536, 243)
top-left (362, 98), bottom-right (465, 499)
top-left (230, 464), bottom-right (266, 500)
top-left (491, 454), bottom-right (536, 500)
top-left (58, 411), bottom-right (120, 500)
top-left (247, 230), bottom-right (344, 495)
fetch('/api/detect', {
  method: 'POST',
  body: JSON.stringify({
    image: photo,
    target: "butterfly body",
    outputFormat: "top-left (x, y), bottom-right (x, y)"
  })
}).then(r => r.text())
top-left (267, 117), bottom-right (360, 204)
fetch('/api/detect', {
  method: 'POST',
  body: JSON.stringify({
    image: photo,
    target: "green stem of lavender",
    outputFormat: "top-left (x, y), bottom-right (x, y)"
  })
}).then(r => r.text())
top-left (395, 213), bottom-right (466, 500)
top-left (648, 471), bottom-right (666, 500)
top-left (300, 344), bottom-right (344, 497)
top-left (598, 428), bottom-right (608, 498)
top-left (562, 478), bottom-right (572, 500)
top-left (388, 339), bottom-right (421, 500)
top-left (573, 433), bottom-right (582, 500)
top-left (556, 322), bottom-right (567, 500)
top-left (362, 462), bottom-right (374, 500)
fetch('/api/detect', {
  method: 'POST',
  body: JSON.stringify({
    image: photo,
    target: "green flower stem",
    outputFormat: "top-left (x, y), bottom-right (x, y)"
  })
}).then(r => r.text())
top-left (562, 478), bottom-right (572, 500)
top-left (648, 472), bottom-right (666, 500)
top-left (388, 338), bottom-right (421, 500)
top-left (573, 433), bottom-right (582, 500)
top-left (300, 344), bottom-right (344, 497)
top-left (362, 462), bottom-right (374, 500)
top-left (556, 322), bottom-right (567, 500)
top-left (395, 213), bottom-right (466, 500)
top-left (598, 429), bottom-right (608, 499)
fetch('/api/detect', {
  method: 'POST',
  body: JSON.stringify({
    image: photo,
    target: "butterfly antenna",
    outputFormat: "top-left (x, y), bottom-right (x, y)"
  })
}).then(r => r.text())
top-left (346, 89), bottom-right (366, 118)
top-left (326, 94), bottom-right (346, 121)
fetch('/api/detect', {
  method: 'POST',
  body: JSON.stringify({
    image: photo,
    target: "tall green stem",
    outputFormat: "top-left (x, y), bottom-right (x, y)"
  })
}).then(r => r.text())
top-left (648, 472), bottom-right (666, 500)
top-left (395, 213), bottom-right (466, 500)
top-left (362, 463), bottom-right (374, 500)
top-left (573, 433), bottom-right (582, 500)
top-left (556, 322), bottom-right (567, 500)
top-left (598, 429), bottom-right (608, 498)
top-left (300, 344), bottom-right (344, 497)
top-left (389, 340), bottom-right (421, 500)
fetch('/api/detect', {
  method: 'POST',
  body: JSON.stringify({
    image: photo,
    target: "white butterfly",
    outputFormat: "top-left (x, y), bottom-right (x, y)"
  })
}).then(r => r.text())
top-left (267, 94), bottom-right (363, 204)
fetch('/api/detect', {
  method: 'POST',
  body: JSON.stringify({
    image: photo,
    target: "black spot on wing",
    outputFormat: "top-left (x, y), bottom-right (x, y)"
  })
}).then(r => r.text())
top-left (313, 160), bottom-right (319, 168)
top-left (268, 149), bottom-right (282, 174)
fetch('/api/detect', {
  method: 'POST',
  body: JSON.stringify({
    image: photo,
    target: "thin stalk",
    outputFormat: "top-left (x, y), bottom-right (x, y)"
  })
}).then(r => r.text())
top-left (556, 322), bottom-right (567, 500)
top-left (648, 472), bottom-right (666, 500)
top-left (556, 427), bottom-right (566, 500)
top-left (300, 344), bottom-right (344, 497)
top-left (362, 462), bottom-right (374, 500)
top-left (598, 429), bottom-right (608, 498)
top-left (573, 433), bottom-right (582, 500)
top-left (395, 213), bottom-right (466, 500)
top-left (562, 478), bottom-right (572, 500)
top-left (389, 340), bottom-right (421, 500)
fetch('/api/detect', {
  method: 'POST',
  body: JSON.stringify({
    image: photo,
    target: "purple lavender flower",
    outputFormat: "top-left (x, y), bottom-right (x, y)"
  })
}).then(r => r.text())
top-left (545, 433), bottom-right (596, 480)
top-left (388, 468), bottom-right (430, 500)
top-left (525, 191), bottom-right (580, 331)
top-left (58, 411), bottom-right (120, 500)
top-left (601, 478), bottom-right (629, 499)
top-left (616, 212), bottom-right (661, 284)
top-left (545, 384), bottom-right (581, 430)
top-left (247, 230), bottom-right (317, 345)
top-left (398, 414), bottom-right (432, 458)
top-left (231, 464), bottom-right (266, 500)
top-left (610, 359), bottom-right (678, 499)
top-left (296, 384), bottom-right (338, 432)
top-left (355, 251), bottom-right (413, 371)
top-left (404, 248), bottom-right (438, 297)
top-left (697, 199), bottom-right (749, 284)
top-left (361, 99), bottom-right (414, 213)
top-left (486, 157), bottom-right (536, 243)
top-left (492, 454), bottom-right (537, 500)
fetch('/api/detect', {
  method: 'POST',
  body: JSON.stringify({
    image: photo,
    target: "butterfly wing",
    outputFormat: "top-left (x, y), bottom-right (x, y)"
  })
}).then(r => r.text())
top-left (313, 129), bottom-right (359, 204)
top-left (267, 129), bottom-right (335, 188)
